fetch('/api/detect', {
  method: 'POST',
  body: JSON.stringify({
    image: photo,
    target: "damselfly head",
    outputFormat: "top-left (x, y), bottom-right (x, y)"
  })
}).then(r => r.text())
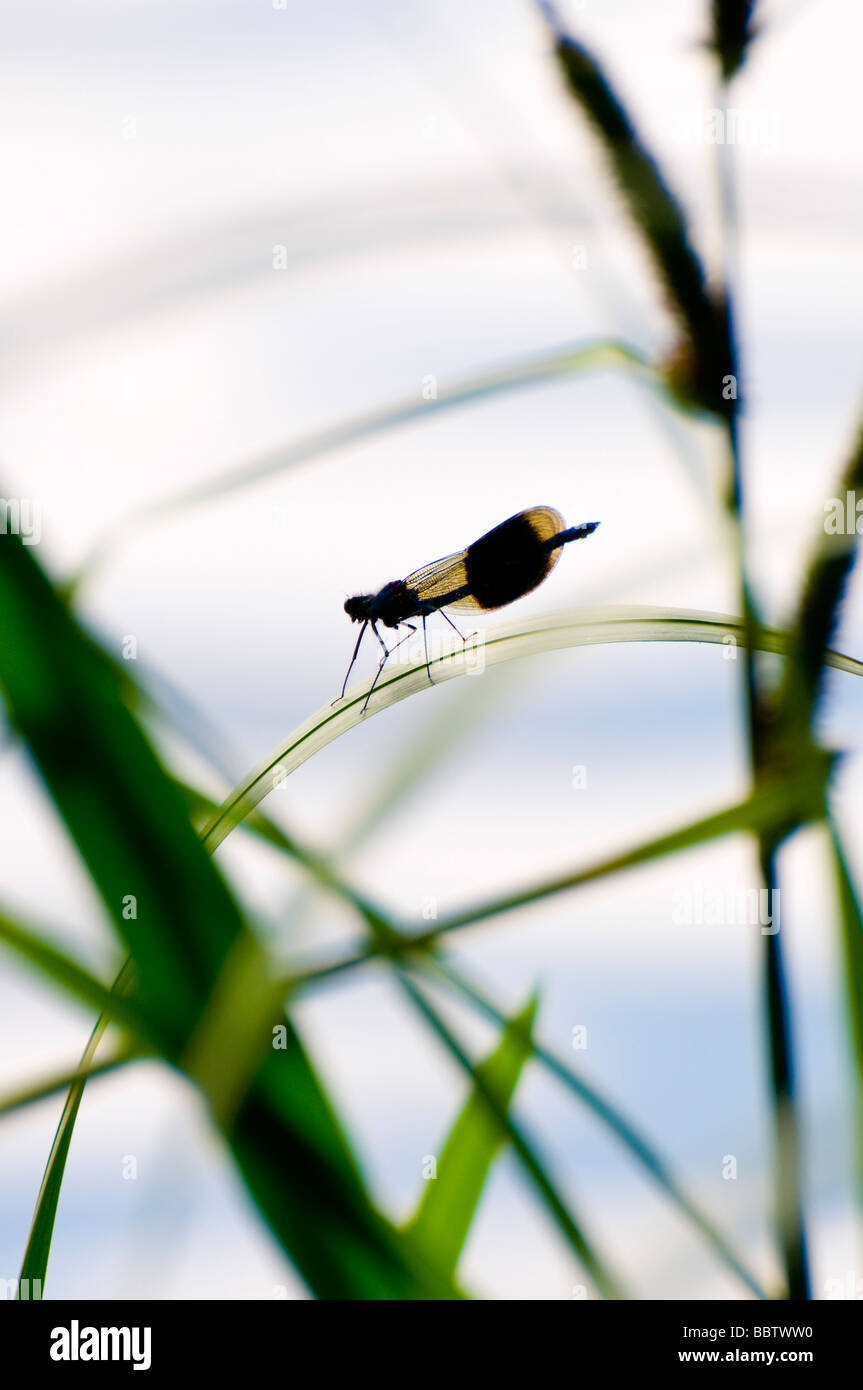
top-left (344, 594), bottom-right (372, 623)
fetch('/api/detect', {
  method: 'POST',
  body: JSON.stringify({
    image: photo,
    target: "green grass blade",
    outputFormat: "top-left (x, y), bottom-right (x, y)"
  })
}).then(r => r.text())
top-left (231, 1022), bottom-right (464, 1300)
top-left (398, 968), bottom-right (623, 1298)
top-left (405, 992), bottom-right (539, 1276)
top-left (180, 738), bottom-right (762, 1295)
top-left (419, 762), bottom-right (830, 944)
top-left (827, 821), bottom-right (863, 1202)
top-left (759, 841), bottom-right (810, 1299)
top-left (180, 933), bottom-right (292, 1129)
top-left (768, 412), bottom-right (863, 1250)
top-left (419, 954), bottom-right (766, 1299)
top-left (335, 677), bottom-right (511, 857)
top-left (0, 908), bottom-right (148, 1038)
top-left (0, 1053), bottom-right (135, 1120)
top-left (18, 957), bottom-right (137, 1296)
top-left (0, 534), bottom-right (246, 1046)
top-left (0, 531), bottom-right (457, 1299)
top-left (184, 766), bottom-right (765, 1297)
top-left (288, 760), bottom-right (831, 982)
top-left (177, 779), bottom-right (396, 938)
top-left (777, 414), bottom-right (863, 747)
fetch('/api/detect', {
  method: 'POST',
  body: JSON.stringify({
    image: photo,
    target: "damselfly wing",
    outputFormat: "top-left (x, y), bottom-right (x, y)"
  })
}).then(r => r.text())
top-left (405, 505), bottom-right (570, 613)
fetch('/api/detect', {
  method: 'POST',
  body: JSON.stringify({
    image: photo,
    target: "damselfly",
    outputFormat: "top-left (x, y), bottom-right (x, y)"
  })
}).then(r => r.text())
top-left (338, 506), bottom-right (599, 710)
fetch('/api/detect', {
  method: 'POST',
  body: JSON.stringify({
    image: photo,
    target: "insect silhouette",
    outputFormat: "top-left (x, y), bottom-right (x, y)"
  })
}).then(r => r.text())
top-left (337, 506), bottom-right (600, 711)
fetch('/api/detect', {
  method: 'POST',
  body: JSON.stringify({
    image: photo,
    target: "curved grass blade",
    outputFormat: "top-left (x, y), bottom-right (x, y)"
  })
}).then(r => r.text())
top-left (201, 604), bottom-right (860, 854)
top-left (335, 676), bottom-right (513, 857)
top-left (178, 780), bottom-right (398, 940)
top-left (405, 991), bottom-right (539, 1277)
top-left (18, 957), bottom-right (137, 1296)
top-left (11, 539), bottom-right (856, 1289)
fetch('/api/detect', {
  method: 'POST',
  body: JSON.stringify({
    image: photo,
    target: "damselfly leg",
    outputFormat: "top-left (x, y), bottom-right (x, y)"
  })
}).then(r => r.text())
top-left (361, 622), bottom-right (417, 712)
top-left (333, 620), bottom-right (369, 705)
top-left (439, 610), bottom-right (477, 645)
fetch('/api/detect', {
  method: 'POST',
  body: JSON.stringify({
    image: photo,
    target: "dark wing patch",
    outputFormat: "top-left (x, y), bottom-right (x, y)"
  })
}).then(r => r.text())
top-left (457, 506), bottom-right (566, 611)
top-left (403, 508), bottom-right (569, 614)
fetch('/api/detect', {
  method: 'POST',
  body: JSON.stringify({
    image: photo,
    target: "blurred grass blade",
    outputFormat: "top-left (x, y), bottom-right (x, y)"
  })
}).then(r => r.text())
top-left (405, 992), bottom-right (539, 1276)
top-left (0, 531), bottom-right (458, 1299)
top-left (202, 604), bottom-right (859, 854)
top-left (180, 933), bottom-right (289, 1129)
top-left (539, 4), bottom-right (732, 418)
top-left (72, 337), bottom-right (655, 593)
top-left (828, 822), bottom-right (863, 1200)
top-left (197, 765), bottom-right (770, 1298)
top-left (0, 908), bottom-right (147, 1038)
top-left (289, 758), bottom-right (832, 984)
top-left (247, 760), bottom-right (618, 1300)
top-left (421, 954), bottom-right (766, 1299)
top-left (0, 1053), bottom-right (135, 1120)
top-left (777, 413), bottom-right (863, 745)
top-left (187, 765), bottom-right (763, 1299)
top-left (182, 745), bottom-right (762, 1297)
top-left (759, 842), bottom-right (810, 1299)
top-left (18, 957), bottom-right (137, 1296)
top-left (769, 411), bottom-right (863, 1241)
top-left (178, 780), bottom-right (398, 941)
top-left (398, 968), bottom-right (623, 1298)
top-left (710, 1), bottom-right (759, 81)
top-left (336, 677), bottom-right (511, 856)
top-left (0, 532), bottom-right (250, 1044)
top-left (423, 759), bottom-right (831, 943)
top-left (228, 1020), bottom-right (463, 1300)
